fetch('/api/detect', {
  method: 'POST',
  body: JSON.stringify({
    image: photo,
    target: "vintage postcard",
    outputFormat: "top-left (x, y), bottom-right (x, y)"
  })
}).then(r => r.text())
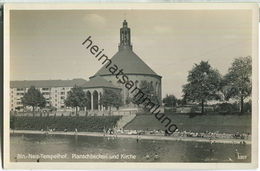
top-left (3, 3), bottom-right (259, 169)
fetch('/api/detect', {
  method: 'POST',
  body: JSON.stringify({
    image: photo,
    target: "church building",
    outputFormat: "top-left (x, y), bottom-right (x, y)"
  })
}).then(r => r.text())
top-left (90, 20), bottom-right (162, 106)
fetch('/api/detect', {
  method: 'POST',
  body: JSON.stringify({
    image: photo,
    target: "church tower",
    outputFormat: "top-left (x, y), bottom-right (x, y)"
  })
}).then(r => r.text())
top-left (119, 20), bottom-right (132, 50)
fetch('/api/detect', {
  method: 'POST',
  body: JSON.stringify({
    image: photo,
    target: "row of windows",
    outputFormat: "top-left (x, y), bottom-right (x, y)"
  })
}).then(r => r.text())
top-left (11, 96), bottom-right (65, 102)
top-left (44, 96), bottom-right (65, 100)
top-left (42, 88), bottom-right (69, 91)
top-left (43, 87), bottom-right (68, 91)
top-left (46, 92), bottom-right (65, 95)
top-left (13, 102), bottom-right (63, 106)
top-left (13, 92), bottom-right (66, 97)
top-left (12, 101), bottom-right (65, 106)
top-left (13, 87), bottom-right (71, 92)
top-left (42, 88), bottom-right (50, 91)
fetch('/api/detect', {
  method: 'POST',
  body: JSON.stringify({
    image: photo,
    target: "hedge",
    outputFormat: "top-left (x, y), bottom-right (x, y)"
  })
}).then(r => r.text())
top-left (10, 116), bottom-right (121, 132)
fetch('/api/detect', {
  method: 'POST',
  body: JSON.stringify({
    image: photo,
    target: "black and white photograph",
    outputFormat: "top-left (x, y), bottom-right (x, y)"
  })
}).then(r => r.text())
top-left (3, 3), bottom-right (258, 169)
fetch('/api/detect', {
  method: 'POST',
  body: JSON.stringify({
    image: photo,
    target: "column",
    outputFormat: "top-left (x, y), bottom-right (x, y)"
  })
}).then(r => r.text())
top-left (100, 92), bottom-right (104, 111)
top-left (98, 92), bottom-right (101, 111)
top-left (91, 92), bottom-right (93, 111)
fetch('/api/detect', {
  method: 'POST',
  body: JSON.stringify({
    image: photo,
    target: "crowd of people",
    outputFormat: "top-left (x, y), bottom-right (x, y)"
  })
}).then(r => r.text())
top-left (37, 125), bottom-right (251, 143)
top-left (101, 127), bottom-right (251, 141)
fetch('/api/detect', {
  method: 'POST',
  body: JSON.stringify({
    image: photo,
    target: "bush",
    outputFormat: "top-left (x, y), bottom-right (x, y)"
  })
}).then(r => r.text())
top-left (215, 103), bottom-right (239, 114)
top-left (10, 116), bottom-right (121, 132)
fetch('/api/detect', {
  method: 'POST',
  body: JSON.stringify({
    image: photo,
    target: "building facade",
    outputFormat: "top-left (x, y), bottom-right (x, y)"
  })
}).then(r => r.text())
top-left (10, 77), bottom-right (120, 111)
top-left (10, 79), bottom-right (87, 111)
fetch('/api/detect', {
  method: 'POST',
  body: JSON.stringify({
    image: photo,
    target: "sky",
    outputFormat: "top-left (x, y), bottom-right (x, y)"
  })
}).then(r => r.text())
top-left (10, 9), bottom-right (252, 98)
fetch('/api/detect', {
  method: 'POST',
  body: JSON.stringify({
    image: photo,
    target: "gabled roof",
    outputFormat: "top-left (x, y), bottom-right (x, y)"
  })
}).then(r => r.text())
top-left (10, 79), bottom-right (87, 88)
top-left (92, 48), bottom-right (161, 78)
top-left (81, 76), bottom-right (119, 89)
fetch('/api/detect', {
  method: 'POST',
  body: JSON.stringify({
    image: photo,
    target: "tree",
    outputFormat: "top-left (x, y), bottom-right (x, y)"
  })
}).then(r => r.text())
top-left (182, 61), bottom-right (222, 114)
top-left (133, 80), bottom-right (159, 106)
top-left (177, 98), bottom-right (187, 106)
top-left (223, 56), bottom-right (252, 113)
top-left (65, 86), bottom-right (88, 116)
top-left (21, 86), bottom-right (46, 117)
top-left (100, 88), bottom-right (123, 114)
top-left (163, 94), bottom-right (177, 107)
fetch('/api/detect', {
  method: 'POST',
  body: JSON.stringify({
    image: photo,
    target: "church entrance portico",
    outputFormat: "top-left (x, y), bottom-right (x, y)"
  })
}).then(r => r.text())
top-left (80, 75), bottom-right (121, 113)
top-left (84, 89), bottom-right (102, 111)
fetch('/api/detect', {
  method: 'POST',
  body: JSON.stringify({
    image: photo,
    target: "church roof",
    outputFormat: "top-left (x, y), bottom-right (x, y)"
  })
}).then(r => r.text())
top-left (81, 76), bottom-right (119, 89)
top-left (92, 20), bottom-right (161, 78)
top-left (93, 48), bottom-right (161, 78)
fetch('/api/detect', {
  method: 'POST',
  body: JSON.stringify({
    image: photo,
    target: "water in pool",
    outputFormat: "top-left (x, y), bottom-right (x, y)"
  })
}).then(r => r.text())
top-left (10, 133), bottom-right (251, 162)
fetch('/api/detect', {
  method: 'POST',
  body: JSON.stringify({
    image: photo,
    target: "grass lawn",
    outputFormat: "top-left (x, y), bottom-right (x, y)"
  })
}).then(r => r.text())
top-left (124, 113), bottom-right (251, 134)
